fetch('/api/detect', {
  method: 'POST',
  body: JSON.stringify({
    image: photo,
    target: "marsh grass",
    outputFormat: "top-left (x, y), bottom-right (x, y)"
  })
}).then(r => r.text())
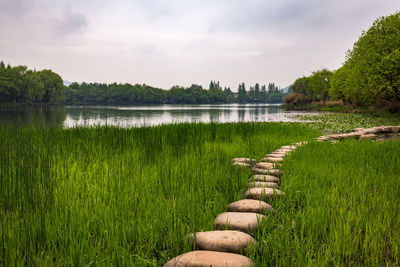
top-left (0, 122), bottom-right (318, 266)
top-left (254, 140), bottom-right (400, 266)
top-left (295, 112), bottom-right (400, 134)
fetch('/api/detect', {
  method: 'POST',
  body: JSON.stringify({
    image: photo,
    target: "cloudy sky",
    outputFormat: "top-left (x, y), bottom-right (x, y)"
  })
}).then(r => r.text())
top-left (1, 0), bottom-right (399, 90)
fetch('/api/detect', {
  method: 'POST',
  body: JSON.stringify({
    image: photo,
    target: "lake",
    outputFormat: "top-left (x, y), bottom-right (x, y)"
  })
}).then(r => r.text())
top-left (0, 104), bottom-right (316, 128)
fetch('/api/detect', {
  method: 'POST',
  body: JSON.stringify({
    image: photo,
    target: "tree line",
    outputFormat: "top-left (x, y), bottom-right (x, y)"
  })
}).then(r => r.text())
top-left (0, 61), bottom-right (65, 104)
top-left (285, 11), bottom-right (400, 112)
top-left (0, 61), bottom-right (288, 105)
top-left (66, 80), bottom-right (287, 105)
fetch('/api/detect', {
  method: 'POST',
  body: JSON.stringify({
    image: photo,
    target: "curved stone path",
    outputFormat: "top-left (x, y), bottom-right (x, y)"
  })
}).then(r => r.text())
top-left (163, 126), bottom-right (399, 266)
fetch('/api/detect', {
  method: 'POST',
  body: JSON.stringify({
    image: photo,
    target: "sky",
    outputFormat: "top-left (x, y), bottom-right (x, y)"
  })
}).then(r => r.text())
top-left (1, 0), bottom-right (399, 90)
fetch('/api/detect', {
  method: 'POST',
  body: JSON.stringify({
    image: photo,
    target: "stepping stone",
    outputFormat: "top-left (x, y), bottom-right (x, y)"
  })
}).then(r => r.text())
top-left (255, 162), bottom-right (274, 170)
top-left (232, 158), bottom-right (256, 164)
top-left (264, 157), bottom-right (284, 163)
top-left (265, 153), bottom-right (287, 158)
top-left (252, 168), bottom-right (283, 176)
top-left (274, 148), bottom-right (292, 153)
top-left (250, 174), bottom-right (280, 183)
top-left (187, 230), bottom-right (257, 254)
top-left (245, 187), bottom-right (284, 200)
top-left (228, 199), bottom-right (273, 214)
top-left (281, 146), bottom-right (295, 150)
top-left (163, 250), bottom-right (253, 267)
top-left (214, 212), bottom-right (266, 233)
top-left (352, 128), bottom-right (365, 132)
top-left (359, 134), bottom-right (376, 140)
top-left (248, 181), bottom-right (280, 189)
top-left (232, 162), bottom-right (250, 168)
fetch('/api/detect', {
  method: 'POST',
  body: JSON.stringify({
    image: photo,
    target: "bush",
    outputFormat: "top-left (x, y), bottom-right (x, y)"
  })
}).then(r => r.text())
top-left (283, 93), bottom-right (310, 106)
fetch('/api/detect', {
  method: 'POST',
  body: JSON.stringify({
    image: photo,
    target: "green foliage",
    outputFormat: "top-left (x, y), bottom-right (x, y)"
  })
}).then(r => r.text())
top-left (291, 69), bottom-right (333, 101)
top-left (0, 61), bottom-right (65, 104)
top-left (330, 11), bottom-right (400, 107)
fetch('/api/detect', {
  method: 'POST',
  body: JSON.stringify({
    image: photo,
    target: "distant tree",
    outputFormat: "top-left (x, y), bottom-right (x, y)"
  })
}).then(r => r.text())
top-left (238, 83), bottom-right (247, 103)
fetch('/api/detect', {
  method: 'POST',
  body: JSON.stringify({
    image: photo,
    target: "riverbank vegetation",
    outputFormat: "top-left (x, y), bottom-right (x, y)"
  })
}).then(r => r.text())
top-left (285, 11), bottom-right (400, 112)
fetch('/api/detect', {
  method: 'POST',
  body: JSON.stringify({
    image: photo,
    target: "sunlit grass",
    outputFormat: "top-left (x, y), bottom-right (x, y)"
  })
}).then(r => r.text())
top-left (0, 122), bottom-right (318, 266)
top-left (254, 140), bottom-right (400, 266)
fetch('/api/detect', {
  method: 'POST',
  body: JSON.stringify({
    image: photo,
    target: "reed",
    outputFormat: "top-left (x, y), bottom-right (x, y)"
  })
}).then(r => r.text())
top-left (0, 122), bottom-right (317, 266)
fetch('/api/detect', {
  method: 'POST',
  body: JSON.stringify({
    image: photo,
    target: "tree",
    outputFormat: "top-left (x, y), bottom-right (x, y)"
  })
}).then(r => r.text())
top-left (330, 11), bottom-right (400, 107)
top-left (38, 70), bottom-right (65, 103)
top-left (238, 83), bottom-right (247, 103)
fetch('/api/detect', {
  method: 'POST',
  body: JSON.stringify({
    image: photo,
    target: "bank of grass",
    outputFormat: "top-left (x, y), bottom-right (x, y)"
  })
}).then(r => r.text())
top-left (0, 122), bottom-right (318, 266)
top-left (295, 112), bottom-right (400, 134)
top-left (254, 140), bottom-right (400, 266)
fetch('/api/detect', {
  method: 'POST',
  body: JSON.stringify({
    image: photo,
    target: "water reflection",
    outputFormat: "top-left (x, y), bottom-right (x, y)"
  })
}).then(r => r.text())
top-left (0, 106), bottom-right (66, 127)
top-left (0, 104), bottom-right (317, 128)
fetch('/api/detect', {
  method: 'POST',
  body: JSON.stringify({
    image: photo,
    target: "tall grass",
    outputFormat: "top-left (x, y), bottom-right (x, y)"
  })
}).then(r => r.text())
top-left (0, 122), bottom-right (318, 266)
top-left (254, 140), bottom-right (400, 266)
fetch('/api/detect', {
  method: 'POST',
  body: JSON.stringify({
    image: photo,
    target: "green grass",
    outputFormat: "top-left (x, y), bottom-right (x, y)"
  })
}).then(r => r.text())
top-left (2, 114), bottom-right (400, 266)
top-left (0, 122), bottom-right (318, 266)
top-left (254, 140), bottom-right (400, 266)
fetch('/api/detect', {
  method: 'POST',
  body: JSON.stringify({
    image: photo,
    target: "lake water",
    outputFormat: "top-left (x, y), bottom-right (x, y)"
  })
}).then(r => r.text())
top-left (0, 104), bottom-right (316, 128)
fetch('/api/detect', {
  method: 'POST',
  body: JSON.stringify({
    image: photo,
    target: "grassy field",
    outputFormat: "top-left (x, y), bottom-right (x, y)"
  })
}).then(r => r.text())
top-left (254, 140), bottom-right (400, 266)
top-left (0, 122), bottom-right (318, 266)
top-left (1, 114), bottom-right (399, 266)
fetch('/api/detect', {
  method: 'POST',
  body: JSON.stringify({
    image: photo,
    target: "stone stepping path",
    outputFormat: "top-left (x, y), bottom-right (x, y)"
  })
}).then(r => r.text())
top-left (245, 187), bottom-right (285, 200)
top-left (163, 141), bottom-right (298, 266)
top-left (164, 126), bottom-right (400, 265)
top-left (228, 199), bottom-right (273, 214)
top-left (247, 181), bottom-right (280, 189)
top-left (214, 212), bottom-right (266, 233)
top-left (164, 250), bottom-right (253, 267)
top-left (317, 126), bottom-right (400, 142)
top-left (188, 230), bottom-right (257, 254)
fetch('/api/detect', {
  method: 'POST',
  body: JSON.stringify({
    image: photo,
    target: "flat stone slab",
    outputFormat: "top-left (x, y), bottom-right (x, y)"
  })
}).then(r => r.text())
top-left (280, 146), bottom-right (295, 151)
top-left (245, 187), bottom-right (284, 200)
top-left (248, 181), bottom-right (279, 189)
top-left (163, 250), bottom-right (253, 267)
top-left (188, 230), bottom-right (257, 254)
top-left (255, 162), bottom-right (274, 170)
top-left (263, 157), bottom-right (284, 163)
top-left (228, 199), bottom-right (273, 214)
top-left (359, 134), bottom-right (376, 139)
top-left (214, 212), bottom-right (265, 233)
top-left (250, 174), bottom-right (280, 183)
top-left (232, 158), bottom-right (257, 164)
top-left (274, 148), bottom-right (292, 153)
top-left (265, 153), bottom-right (287, 158)
top-left (232, 162), bottom-right (250, 168)
top-left (252, 168), bottom-right (283, 176)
